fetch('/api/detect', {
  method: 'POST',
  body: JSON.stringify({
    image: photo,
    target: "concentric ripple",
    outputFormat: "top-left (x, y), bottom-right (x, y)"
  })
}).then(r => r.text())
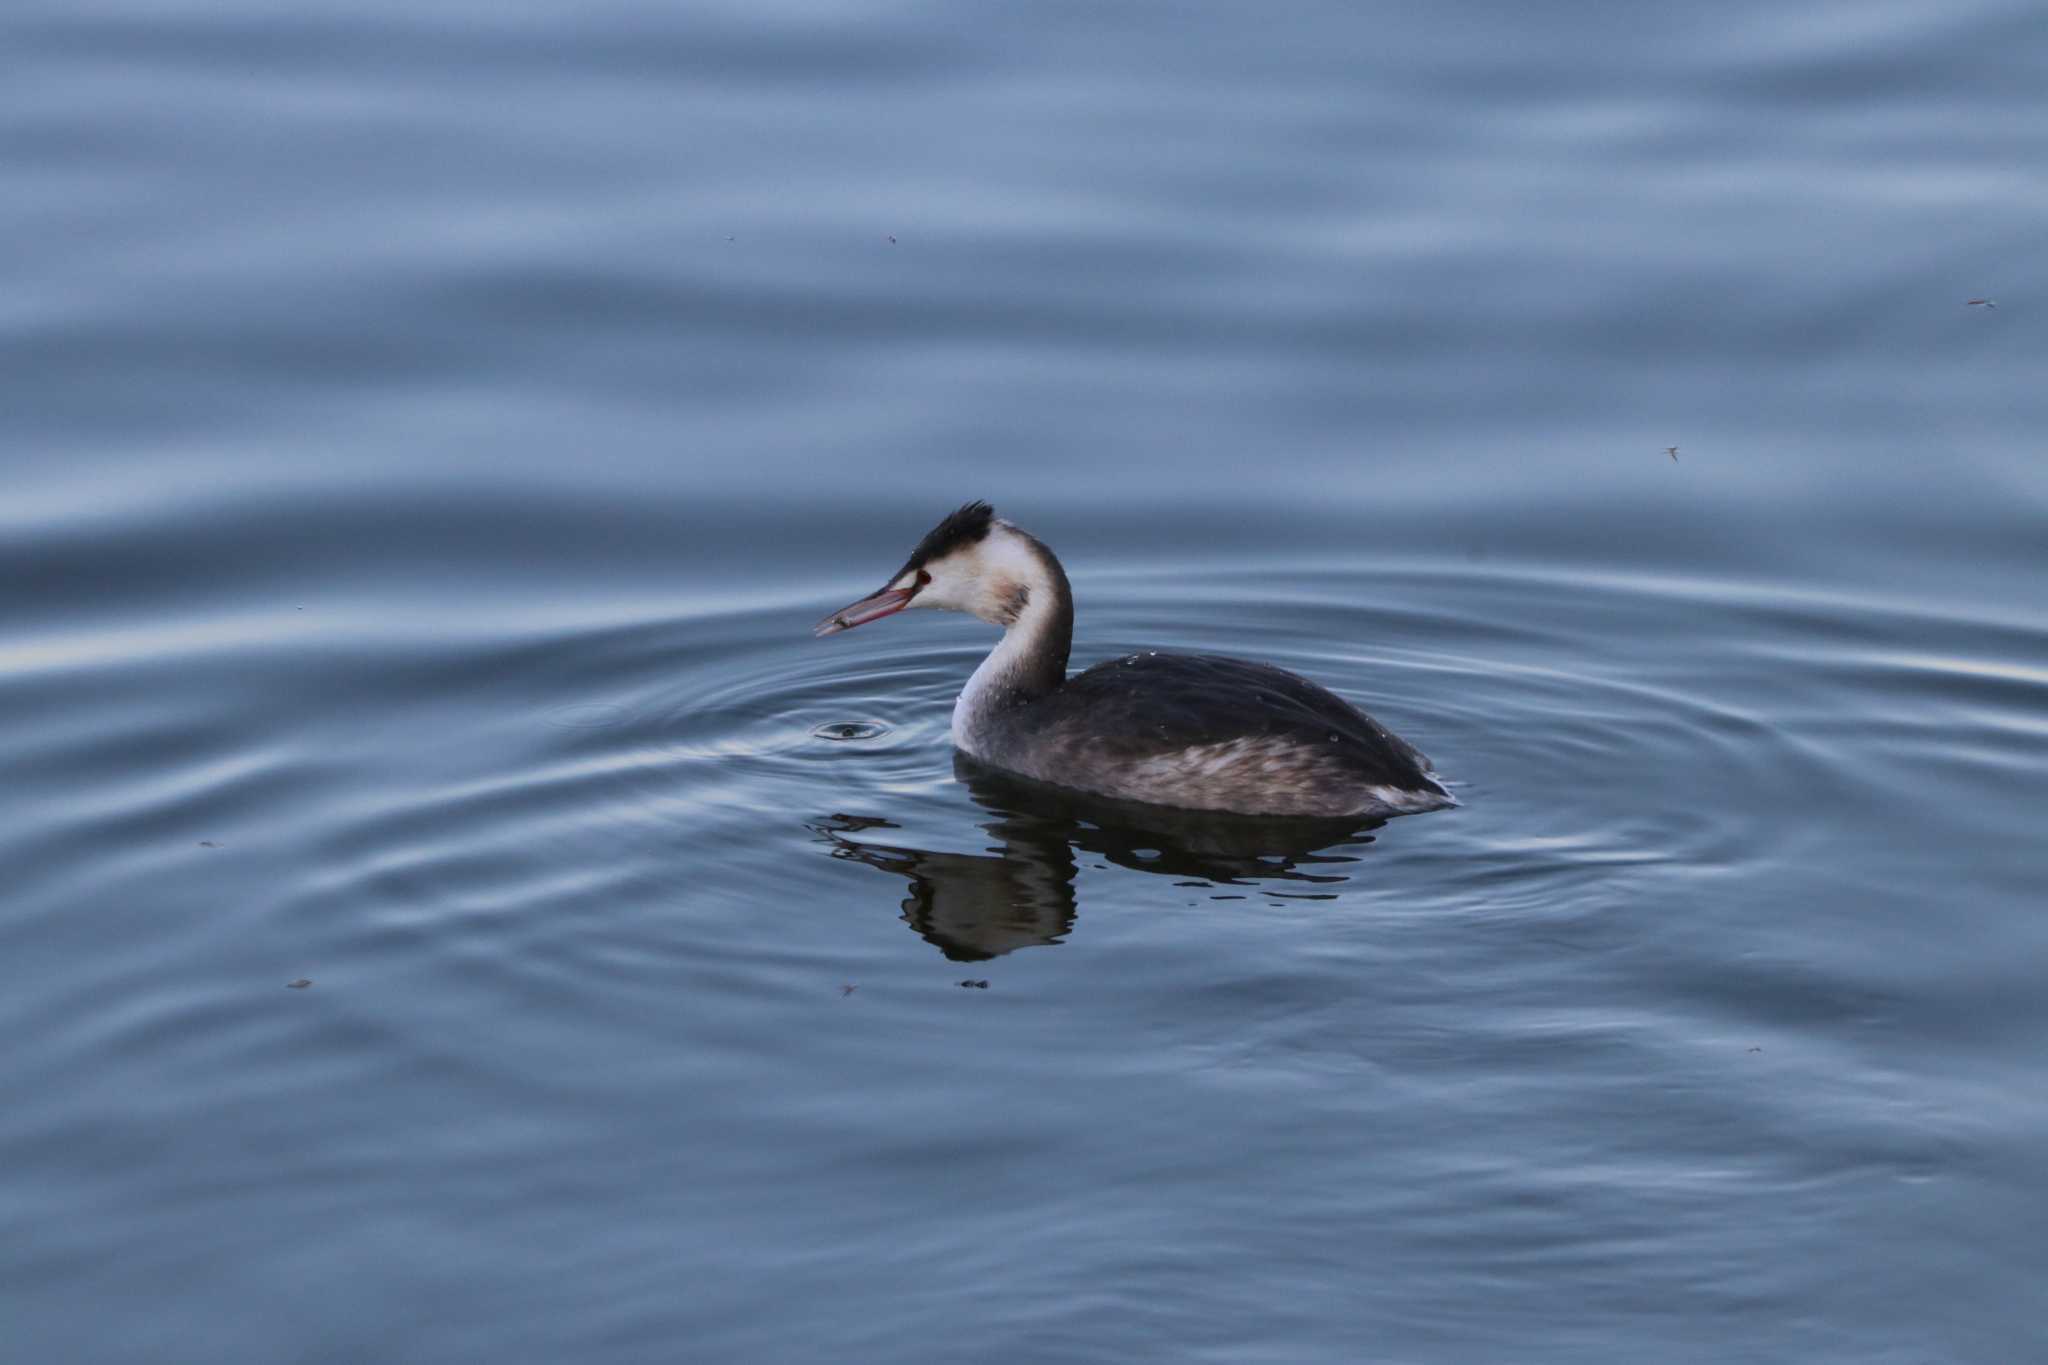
top-left (9, 544), bottom-right (2046, 1365)
top-left (811, 721), bottom-right (891, 742)
top-left (273, 557), bottom-right (2048, 955)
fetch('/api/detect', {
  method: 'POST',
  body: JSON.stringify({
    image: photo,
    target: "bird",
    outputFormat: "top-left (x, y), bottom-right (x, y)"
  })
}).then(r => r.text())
top-left (814, 502), bottom-right (1453, 818)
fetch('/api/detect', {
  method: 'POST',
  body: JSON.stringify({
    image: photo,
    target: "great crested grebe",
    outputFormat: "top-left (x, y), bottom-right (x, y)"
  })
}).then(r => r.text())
top-left (814, 502), bottom-right (1454, 819)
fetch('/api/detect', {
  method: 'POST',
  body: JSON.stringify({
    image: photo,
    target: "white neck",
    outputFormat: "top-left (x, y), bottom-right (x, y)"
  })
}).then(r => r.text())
top-left (947, 526), bottom-right (1073, 755)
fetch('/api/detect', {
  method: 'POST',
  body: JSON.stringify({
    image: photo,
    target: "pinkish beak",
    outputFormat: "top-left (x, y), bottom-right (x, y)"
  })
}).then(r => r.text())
top-left (814, 585), bottom-right (915, 637)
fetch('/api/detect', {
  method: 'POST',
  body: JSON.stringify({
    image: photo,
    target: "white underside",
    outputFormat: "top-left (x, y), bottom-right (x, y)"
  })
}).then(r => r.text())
top-left (1362, 777), bottom-right (1458, 814)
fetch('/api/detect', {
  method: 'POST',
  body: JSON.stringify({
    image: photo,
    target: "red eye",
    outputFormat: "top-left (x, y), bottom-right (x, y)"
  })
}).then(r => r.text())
top-left (916, 570), bottom-right (932, 588)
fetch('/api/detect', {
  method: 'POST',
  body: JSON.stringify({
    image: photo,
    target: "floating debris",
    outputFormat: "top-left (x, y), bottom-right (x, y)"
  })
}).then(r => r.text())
top-left (1966, 298), bottom-right (1997, 309)
top-left (812, 720), bottom-right (889, 742)
top-left (956, 979), bottom-right (989, 989)
top-left (286, 979), bottom-right (312, 989)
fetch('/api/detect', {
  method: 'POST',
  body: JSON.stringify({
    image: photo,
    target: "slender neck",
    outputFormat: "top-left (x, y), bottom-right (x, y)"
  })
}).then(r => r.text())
top-left (993, 530), bottom-right (1073, 697)
top-left (952, 531), bottom-right (1073, 747)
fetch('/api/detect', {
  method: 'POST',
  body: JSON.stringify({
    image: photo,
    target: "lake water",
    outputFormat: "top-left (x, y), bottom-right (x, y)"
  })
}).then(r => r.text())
top-left (5, 1), bottom-right (2045, 1360)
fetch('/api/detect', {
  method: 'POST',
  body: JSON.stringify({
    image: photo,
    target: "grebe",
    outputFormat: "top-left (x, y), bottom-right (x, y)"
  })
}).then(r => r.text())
top-left (814, 502), bottom-right (1453, 819)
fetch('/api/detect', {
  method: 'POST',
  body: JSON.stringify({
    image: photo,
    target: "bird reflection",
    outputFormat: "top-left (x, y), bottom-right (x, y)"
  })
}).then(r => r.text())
top-left (809, 753), bottom-right (1384, 961)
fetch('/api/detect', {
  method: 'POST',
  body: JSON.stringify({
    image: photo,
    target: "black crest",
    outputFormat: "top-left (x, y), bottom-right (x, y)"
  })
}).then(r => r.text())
top-left (904, 500), bottom-right (995, 570)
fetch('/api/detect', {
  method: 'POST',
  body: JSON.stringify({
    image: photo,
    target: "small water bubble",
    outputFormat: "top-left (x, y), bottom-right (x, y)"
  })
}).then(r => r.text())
top-left (812, 720), bottom-right (890, 742)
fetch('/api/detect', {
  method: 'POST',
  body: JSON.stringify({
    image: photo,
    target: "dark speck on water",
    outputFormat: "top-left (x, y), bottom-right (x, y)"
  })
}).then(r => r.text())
top-left (6, 1), bottom-right (2045, 1361)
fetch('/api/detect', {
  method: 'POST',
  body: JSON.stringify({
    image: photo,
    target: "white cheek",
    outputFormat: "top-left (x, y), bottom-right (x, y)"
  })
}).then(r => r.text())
top-left (913, 563), bottom-right (974, 611)
top-left (917, 581), bottom-right (965, 611)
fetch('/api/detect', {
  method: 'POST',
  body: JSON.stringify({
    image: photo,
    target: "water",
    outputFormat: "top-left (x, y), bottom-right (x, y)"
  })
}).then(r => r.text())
top-left (5, 1), bottom-right (2046, 1360)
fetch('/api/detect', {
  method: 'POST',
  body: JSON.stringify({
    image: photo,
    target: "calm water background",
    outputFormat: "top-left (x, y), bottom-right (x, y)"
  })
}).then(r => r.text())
top-left (5, 1), bottom-right (2045, 1360)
